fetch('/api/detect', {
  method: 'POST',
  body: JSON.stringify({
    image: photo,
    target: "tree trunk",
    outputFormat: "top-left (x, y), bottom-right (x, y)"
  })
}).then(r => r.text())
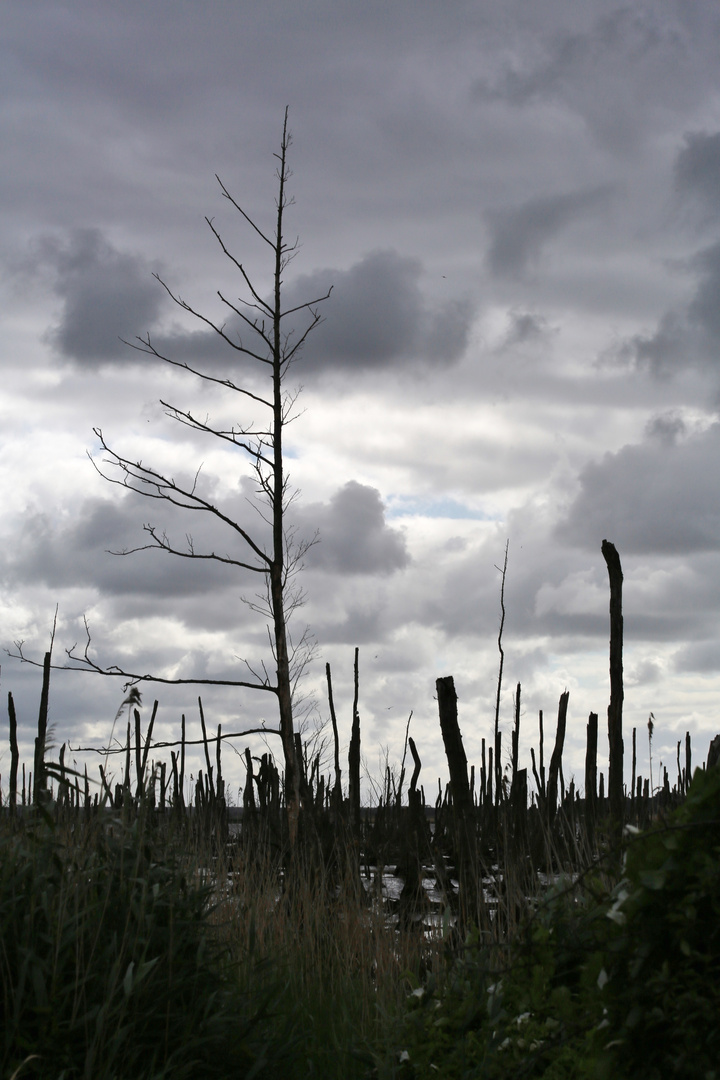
top-left (547, 690), bottom-right (569, 824)
top-left (33, 651), bottom-right (51, 805)
top-left (585, 711), bottom-right (598, 842)
top-left (436, 676), bottom-right (477, 923)
top-left (8, 692), bottom-right (19, 814)
top-left (348, 647), bottom-right (361, 836)
top-left (602, 539), bottom-right (624, 833)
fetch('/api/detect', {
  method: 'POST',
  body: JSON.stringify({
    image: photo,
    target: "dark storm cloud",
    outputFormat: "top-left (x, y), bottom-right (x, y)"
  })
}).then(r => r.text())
top-left (614, 239), bottom-right (720, 376)
top-left (497, 310), bottom-right (555, 350)
top-left (35, 229), bottom-right (164, 364)
top-left (129, 249), bottom-right (474, 376)
top-left (558, 421), bottom-right (720, 554)
top-left (471, 5), bottom-right (717, 151)
top-left (687, 241), bottom-right (720, 344)
top-left (283, 250), bottom-right (473, 372)
top-left (298, 481), bottom-right (409, 576)
top-left (674, 131), bottom-right (720, 221)
top-left (474, 7), bottom-right (677, 108)
top-left (485, 187), bottom-right (612, 279)
top-left (619, 313), bottom-right (686, 377)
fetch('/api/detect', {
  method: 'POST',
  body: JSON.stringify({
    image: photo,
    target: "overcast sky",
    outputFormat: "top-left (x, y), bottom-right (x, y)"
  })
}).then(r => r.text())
top-left (3, 0), bottom-right (720, 804)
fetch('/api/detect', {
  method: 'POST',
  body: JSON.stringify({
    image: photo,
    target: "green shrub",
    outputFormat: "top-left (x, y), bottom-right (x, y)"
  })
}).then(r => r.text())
top-left (395, 884), bottom-right (605, 1079)
top-left (595, 765), bottom-right (720, 1080)
top-left (395, 765), bottom-right (720, 1080)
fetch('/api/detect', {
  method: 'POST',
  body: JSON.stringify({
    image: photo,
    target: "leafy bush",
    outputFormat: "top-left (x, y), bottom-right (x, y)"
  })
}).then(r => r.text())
top-left (395, 765), bottom-right (720, 1080)
top-left (596, 765), bottom-right (720, 1080)
top-left (396, 884), bottom-right (604, 1079)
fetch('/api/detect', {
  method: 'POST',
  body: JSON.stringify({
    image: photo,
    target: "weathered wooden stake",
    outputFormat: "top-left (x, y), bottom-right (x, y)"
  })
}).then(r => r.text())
top-left (602, 539), bottom-right (624, 831)
top-left (511, 682), bottom-right (521, 793)
top-left (546, 690), bottom-right (569, 823)
top-left (180, 713), bottom-right (186, 801)
top-left (436, 675), bottom-right (477, 921)
top-left (348, 647), bottom-right (361, 834)
top-left (8, 692), bottom-right (19, 814)
top-left (585, 711), bottom-right (598, 835)
top-left (325, 662), bottom-right (342, 810)
top-left (33, 651), bottom-right (51, 805)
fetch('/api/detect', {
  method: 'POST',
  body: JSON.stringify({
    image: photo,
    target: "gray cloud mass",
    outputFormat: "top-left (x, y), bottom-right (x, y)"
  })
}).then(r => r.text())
top-left (674, 130), bottom-right (720, 222)
top-left (299, 481), bottom-right (409, 576)
top-left (559, 422), bottom-right (720, 554)
top-left (37, 229), bottom-right (163, 364)
top-left (38, 237), bottom-right (472, 375)
top-left (284, 250), bottom-right (474, 372)
top-left (486, 187), bottom-right (612, 278)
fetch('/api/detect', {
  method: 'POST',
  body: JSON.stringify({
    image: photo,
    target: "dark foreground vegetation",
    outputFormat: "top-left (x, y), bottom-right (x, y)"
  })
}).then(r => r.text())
top-left (1, 691), bottom-right (719, 1079)
top-left (1, 766), bottom-right (719, 1080)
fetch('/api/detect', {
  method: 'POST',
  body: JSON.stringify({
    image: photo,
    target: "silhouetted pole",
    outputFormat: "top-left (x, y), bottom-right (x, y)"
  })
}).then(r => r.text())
top-left (33, 651), bottom-right (51, 806)
top-left (547, 691), bottom-right (569, 824)
top-left (8, 692), bottom-right (19, 815)
top-left (602, 539), bottom-right (624, 833)
top-left (585, 711), bottom-right (598, 841)
top-left (437, 676), bottom-right (478, 923)
top-left (348, 648), bottom-right (361, 835)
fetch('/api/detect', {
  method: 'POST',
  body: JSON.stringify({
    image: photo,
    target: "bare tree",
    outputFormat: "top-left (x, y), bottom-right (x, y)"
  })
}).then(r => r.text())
top-left (15, 109), bottom-right (330, 842)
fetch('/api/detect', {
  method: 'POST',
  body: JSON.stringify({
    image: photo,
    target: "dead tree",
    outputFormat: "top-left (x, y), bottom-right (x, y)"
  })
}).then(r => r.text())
top-left (602, 539), bottom-right (624, 836)
top-left (15, 110), bottom-right (330, 845)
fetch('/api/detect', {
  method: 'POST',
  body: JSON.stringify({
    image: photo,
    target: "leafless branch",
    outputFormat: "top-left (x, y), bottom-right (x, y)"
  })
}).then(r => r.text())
top-left (69, 726), bottom-right (280, 754)
top-left (89, 429), bottom-right (272, 566)
top-left (10, 634), bottom-right (277, 693)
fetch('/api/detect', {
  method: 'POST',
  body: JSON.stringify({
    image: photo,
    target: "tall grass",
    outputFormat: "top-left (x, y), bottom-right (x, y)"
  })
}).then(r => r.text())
top-left (0, 807), bottom-right (442, 1079)
top-left (0, 807), bottom-right (292, 1079)
top-left (0, 787), bottom-right (641, 1079)
top-left (213, 829), bottom-right (444, 1078)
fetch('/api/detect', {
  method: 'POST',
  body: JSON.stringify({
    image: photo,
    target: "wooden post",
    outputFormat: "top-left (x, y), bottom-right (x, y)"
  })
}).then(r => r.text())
top-left (547, 691), bottom-right (569, 824)
top-left (513, 767), bottom-right (528, 849)
top-left (481, 737), bottom-right (487, 806)
top-left (243, 749), bottom-right (256, 812)
top-left (216, 725), bottom-right (224, 802)
top-left (198, 697), bottom-right (214, 799)
top-left (134, 708), bottom-right (143, 798)
top-left (511, 682), bottom-right (520, 794)
top-left (530, 747), bottom-right (543, 803)
top-left (33, 651), bottom-right (51, 805)
top-left (326, 662), bottom-right (343, 812)
top-left (170, 751), bottom-right (180, 807)
top-left (124, 722), bottom-right (131, 794)
top-left (140, 701), bottom-right (158, 794)
top-left (8, 692), bottom-right (19, 815)
top-left (348, 648), bottom-right (361, 835)
top-left (436, 676), bottom-right (477, 922)
top-left (585, 711), bottom-right (598, 838)
top-left (602, 539), bottom-right (624, 832)
top-left (180, 713), bottom-right (186, 805)
top-left (538, 710), bottom-right (546, 796)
